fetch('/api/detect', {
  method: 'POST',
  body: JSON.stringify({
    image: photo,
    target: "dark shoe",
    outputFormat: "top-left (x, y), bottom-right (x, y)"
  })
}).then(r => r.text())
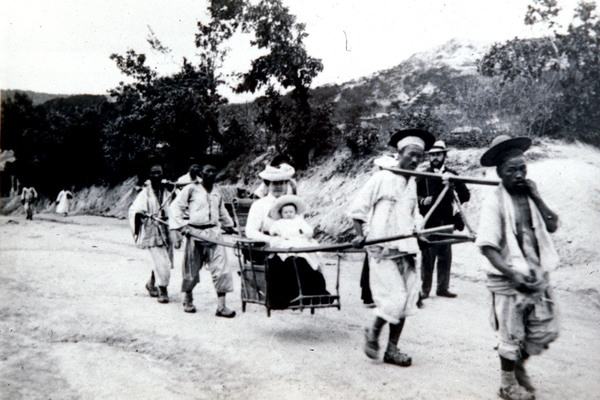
top-left (416, 298), bottom-right (425, 309)
top-left (416, 292), bottom-right (428, 308)
top-left (515, 359), bottom-right (535, 393)
top-left (157, 286), bottom-right (169, 304)
top-left (183, 302), bottom-right (196, 313)
top-left (383, 349), bottom-right (412, 367)
top-left (436, 290), bottom-right (457, 298)
top-left (145, 283), bottom-right (159, 298)
top-left (364, 328), bottom-right (379, 360)
top-left (215, 307), bottom-right (236, 318)
top-left (498, 383), bottom-right (535, 400)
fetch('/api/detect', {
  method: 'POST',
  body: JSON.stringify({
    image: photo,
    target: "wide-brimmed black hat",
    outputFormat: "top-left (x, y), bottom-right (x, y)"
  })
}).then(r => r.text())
top-left (480, 135), bottom-right (532, 167)
top-left (388, 129), bottom-right (435, 151)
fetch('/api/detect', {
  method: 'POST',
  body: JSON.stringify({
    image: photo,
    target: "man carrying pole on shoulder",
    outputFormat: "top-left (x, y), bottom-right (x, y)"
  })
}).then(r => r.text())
top-left (347, 128), bottom-right (435, 367)
top-left (169, 160), bottom-right (237, 317)
top-left (129, 164), bottom-right (174, 304)
top-left (476, 135), bottom-right (559, 400)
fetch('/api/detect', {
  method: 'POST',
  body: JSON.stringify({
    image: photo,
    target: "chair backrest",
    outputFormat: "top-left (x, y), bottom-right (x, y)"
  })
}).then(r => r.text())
top-left (235, 240), bottom-right (268, 266)
top-left (226, 198), bottom-right (255, 236)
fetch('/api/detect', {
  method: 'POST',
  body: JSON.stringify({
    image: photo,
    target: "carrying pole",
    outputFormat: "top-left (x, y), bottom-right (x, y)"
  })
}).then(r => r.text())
top-left (378, 166), bottom-right (500, 186)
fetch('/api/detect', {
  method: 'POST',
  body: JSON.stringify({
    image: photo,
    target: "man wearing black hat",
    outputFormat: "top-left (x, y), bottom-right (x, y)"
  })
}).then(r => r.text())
top-left (129, 164), bottom-right (174, 304)
top-left (416, 140), bottom-right (470, 306)
top-left (476, 135), bottom-right (559, 400)
top-left (348, 128), bottom-right (434, 367)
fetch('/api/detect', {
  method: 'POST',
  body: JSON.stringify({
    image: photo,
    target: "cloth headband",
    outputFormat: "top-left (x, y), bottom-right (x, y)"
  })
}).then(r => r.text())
top-left (396, 136), bottom-right (425, 150)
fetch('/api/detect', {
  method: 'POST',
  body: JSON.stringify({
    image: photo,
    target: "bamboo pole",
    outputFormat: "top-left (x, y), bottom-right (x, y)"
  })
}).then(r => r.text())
top-left (182, 224), bottom-right (455, 253)
top-left (378, 166), bottom-right (500, 186)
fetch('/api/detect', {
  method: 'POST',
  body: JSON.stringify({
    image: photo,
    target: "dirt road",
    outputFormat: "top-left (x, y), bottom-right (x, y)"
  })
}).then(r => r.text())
top-left (1, 214), bottom-right (598, 400)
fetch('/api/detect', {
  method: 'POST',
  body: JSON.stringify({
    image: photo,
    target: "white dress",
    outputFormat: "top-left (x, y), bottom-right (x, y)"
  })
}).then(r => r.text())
top-left (56, 190), bottom-right (73, 214)
top-left (269, 216), bottom-right (323, 270)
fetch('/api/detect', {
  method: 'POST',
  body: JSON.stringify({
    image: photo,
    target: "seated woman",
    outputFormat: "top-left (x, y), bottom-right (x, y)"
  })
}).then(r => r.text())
top-left (245, 165), bottom-right (329, 309)
top-left (252, 154), bottom-right (298, 199)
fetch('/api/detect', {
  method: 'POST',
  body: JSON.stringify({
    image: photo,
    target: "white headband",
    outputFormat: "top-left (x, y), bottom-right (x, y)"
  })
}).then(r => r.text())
top-left (396, 136), bottom-right (425, 151)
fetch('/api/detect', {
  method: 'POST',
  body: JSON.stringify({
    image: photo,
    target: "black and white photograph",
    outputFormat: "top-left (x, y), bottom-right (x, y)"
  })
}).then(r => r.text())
top-left (1, 1), bottom-right (599, 399)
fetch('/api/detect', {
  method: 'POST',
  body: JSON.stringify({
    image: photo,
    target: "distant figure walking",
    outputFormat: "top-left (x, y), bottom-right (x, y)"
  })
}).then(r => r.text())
top-left (55, 188), bottom-right (74, 216)
top-left (21, 186), bottom-right (38, 220)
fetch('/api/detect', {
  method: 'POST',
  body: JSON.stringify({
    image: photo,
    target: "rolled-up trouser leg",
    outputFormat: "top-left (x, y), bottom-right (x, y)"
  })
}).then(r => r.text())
top-left (369, 248), bottom-right (420, 324)
top-left (493, 294), bottom-right (523, 361)
top-left (493, 291), bottom-right (559, 360)
top-left (523, 289), bottom-right (559, 355)
top-left (207, 243), bottom-right (234, 294)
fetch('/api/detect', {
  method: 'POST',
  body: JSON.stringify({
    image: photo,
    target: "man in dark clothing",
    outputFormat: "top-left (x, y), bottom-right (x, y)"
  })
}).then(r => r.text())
top-left (416, 140), bottom-right (470, 305)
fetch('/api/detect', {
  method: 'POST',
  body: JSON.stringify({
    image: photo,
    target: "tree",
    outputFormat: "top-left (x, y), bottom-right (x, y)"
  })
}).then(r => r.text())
top-left (221, 116), bottom-right (254, 160)
top-left (558, 1), bottom-right (600, 142)
top-left (1, 92), bottom-right (109, 194)
top-left (106, 1), bottom-right (244, 181)
top-left (478, 0), bottom-right (600, 144)
top-left (254, 86), bottom-right (285, 151)
top-left (235, 0), bottom-right (333, 167)
top-left (236, 0), bottom-right (323, 110)
top-left (0, 92), bottom-right (44, 188)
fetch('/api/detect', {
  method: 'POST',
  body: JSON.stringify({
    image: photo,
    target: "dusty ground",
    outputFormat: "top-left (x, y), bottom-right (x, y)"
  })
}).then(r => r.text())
top-left (0, 212), bottom-right (599, 400)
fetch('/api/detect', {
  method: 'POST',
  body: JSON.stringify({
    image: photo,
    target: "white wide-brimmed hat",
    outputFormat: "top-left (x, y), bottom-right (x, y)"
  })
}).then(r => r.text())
top-left (269, 194), bottom-right (307, 220)
top-left (258, 163), bottom-right (295, 181)
top-left (428, 140), bottom-right (449, 153)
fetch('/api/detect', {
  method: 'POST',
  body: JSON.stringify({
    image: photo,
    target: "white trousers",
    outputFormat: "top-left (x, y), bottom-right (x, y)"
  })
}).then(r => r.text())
top-left (149, 246), bottom-right (172, 287)
top-left (369, 247), bottom-right (420, 324)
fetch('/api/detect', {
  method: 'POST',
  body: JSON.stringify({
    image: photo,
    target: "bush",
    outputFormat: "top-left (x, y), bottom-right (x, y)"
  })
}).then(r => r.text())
top-left (345, 122), bottom-right (380, 157)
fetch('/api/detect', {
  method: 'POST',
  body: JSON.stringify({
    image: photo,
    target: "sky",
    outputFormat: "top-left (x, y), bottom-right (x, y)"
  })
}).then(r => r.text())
top-left (1, 0), bottom-right (583, 103)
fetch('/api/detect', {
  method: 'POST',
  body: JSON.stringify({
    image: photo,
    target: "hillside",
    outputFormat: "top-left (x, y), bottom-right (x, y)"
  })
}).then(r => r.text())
top-left (348, 38), bottom-right (489, 104)
top-left (1, 89), bottom-right (72, 105)
top-left (309, 38), bottom-right (492, 130)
